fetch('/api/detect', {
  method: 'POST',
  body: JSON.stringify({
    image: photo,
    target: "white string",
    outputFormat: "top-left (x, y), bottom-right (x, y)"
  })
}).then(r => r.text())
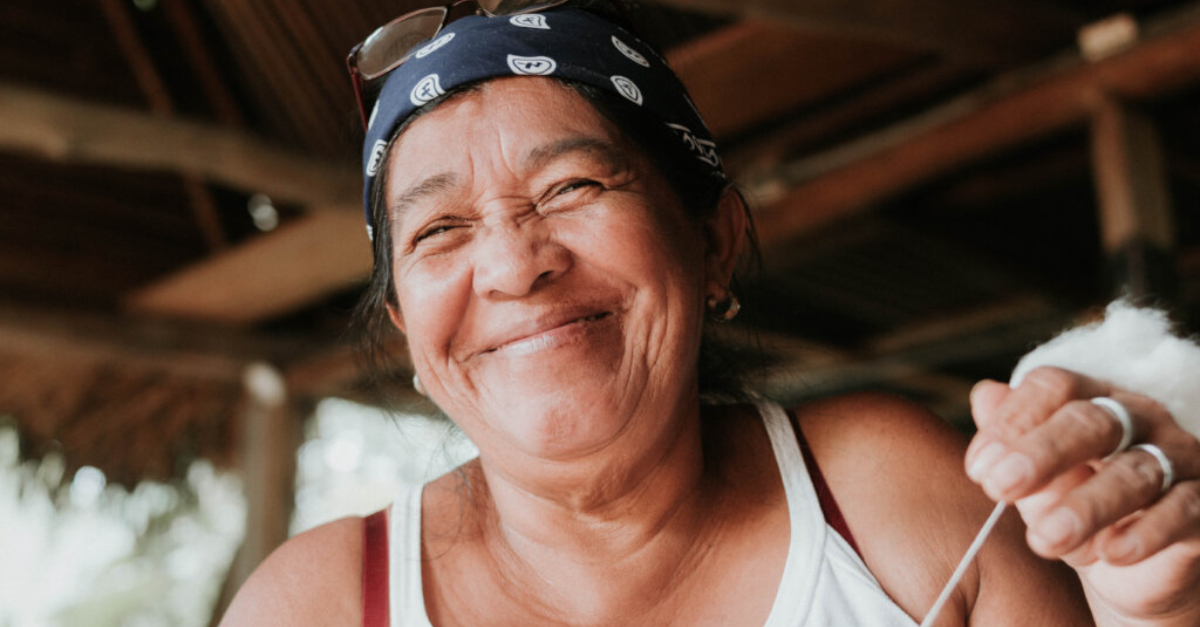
top-left (919, 501), bottom-right (1008, 627)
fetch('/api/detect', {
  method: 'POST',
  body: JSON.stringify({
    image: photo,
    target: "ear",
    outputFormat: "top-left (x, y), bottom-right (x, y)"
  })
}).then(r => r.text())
top-left (703, 187), bottom-right (747, 293)
top-left (385, 301), bottom-right (406, 334)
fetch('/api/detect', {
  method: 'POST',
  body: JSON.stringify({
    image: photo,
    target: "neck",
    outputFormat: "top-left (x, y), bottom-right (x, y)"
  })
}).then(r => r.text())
top-left (471, 397), bottom-right (717, 621)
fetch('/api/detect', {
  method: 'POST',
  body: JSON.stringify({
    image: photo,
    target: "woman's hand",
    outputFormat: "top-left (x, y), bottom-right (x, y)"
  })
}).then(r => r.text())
top-left (966, 367), bottom-right (1200, 626)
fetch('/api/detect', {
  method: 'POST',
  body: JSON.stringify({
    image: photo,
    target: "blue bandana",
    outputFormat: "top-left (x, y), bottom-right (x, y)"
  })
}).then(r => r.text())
top-left (360, 7), bottom-right (725, 239)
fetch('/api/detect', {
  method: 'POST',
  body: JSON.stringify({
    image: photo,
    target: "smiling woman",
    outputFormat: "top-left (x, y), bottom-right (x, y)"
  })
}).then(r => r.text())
top-left (381, 78), bottom-right (724, 461)
top-left (218, 3), bottom-right (1200, 627)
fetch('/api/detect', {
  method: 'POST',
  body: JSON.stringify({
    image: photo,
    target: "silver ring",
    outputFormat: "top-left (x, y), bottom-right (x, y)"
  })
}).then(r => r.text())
top-left (1091, 397), bottom-right (1134, 460)
top-left (1130, 443), bottom-right (1175, 494)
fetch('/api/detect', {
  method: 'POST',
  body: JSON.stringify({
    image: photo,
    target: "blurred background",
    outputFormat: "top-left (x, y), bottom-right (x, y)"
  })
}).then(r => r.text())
top-left (1, 0), bottom-right (1199, 624)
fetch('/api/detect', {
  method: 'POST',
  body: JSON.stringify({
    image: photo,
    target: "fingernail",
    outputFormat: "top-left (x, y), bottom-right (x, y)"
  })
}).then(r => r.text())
top-left (984, 453), bottom-right (1032, 496)
top-left (1036, 508), bottom-right (1081, 548)
top-left (968, 442), bottom-right (1006, 481)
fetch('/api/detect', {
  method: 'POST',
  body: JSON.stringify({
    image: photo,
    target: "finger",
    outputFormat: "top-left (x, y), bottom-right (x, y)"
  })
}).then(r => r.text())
top-left (1097, 480), bottom-right (1200, 565)
top-left (966, 368), bottom-right (1110, 480)
top-left (965, 380), bottom-right (1010, 464)
top-left (1024, 446), bottom-right (1185, 559)
top-left (1013, 464), bottom-right (1096, 522)
top-left (969, 379), bottom-right (1009, 429)
top-left (975, 399), bottom-right (1141, 501)
top-left (990, 367), bottom-right (1112, 441)
top-left (1009, 466), bottom-right (1104, 564)
top-left (968, 386), bottom-right (1181, 497)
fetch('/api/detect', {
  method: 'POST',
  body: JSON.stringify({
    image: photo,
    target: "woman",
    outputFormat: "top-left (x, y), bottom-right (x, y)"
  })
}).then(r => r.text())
top-left (221, 3), bottom-right (1200, 625)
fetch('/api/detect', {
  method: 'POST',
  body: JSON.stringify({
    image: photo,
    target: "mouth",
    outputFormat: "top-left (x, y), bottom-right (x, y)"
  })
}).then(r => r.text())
top-left (485, 311), bottom-right (614, 357)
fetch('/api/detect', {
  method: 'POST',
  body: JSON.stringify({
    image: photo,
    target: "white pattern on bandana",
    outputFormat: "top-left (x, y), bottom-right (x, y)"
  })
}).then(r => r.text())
top-left (415, 32), bottom-right (455, 59)
top-left (507, 54), bottom-right (557, 75)
top-left (611, 36), bottom-right (649, 67)
top-left (509, 14), bottom-right (549, 29)
top-left (666, 123), bottom-right (721, 168)
top-left (410, 74), bottom-right (445, 106)
top-left (610, 75), bottom-right (643, 105)
top-left (366, 139), bottom-right (388, 176)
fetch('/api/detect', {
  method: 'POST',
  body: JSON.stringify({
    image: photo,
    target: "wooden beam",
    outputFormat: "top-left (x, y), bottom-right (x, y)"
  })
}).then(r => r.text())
top-left (1090, 96), bottom-right (1175, 252)
top-left (653, 0), bottom-right (1080, 66)
top-left (867, 295), bottom-right (1056, 354)
top-left (1089, 94), bottom-right (1177, 301)
top-left (283, 333), bottom-right (411, 399)
top-left (761, 300), bottom-right (1073, 402)
top-left (229, 363), bottom-right (304, 597)
top-left (160, 0), bottom-right (246, 126)
top-left (721, 61), bottom-right (969, 177)
top-left (97, 0), bottom-right (173, 112)
top-left (750, 4), bottom-right (1200, 252)
top-left (97, 0), bottom-right (230, 251)
top-left (718, 297), bottom-right (1056, 420)
top-left (109, 6), bottom-right (1200, 328)
top-left (126, 209), bottom-right (371, 324)
top-left (665, 22), bottom-right (927, 139)
top-left (0, 303), bottom-right (308, 382)
top-left (0, 82), bottom-right (359, 207)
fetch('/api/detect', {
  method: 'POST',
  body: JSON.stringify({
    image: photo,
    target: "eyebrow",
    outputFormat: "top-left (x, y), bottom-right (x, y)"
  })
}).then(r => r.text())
top-left (389, 172), bottom-right (458, 224)
top-left (521, 136), bottom-right (631, 175)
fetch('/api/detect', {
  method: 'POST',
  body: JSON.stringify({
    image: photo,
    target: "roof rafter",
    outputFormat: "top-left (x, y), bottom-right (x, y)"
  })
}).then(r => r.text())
top-left (651, 0), bottom-right (1082, 66)
top-left (97, 0), bottom-right (230, 251)
top-left (104, 5), bottom-right (1200, 327)
top-left (749, 3), bottom-right (1200, 252)
top-left (0, 303), bottom-right (307, 382)
top-left (0, 82), bottom-right (359, 207)
top-left (126, 209), bottom-right (371, 325)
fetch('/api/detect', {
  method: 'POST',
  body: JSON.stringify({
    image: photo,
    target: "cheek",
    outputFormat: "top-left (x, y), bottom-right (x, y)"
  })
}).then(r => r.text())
top-left (563, 204), bottom-right (704, 295)
top-left (393, 257), bottom-right (472, 359)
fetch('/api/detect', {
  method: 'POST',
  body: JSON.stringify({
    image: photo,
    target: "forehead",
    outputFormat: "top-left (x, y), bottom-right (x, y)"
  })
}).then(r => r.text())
top-left (386, 78), bottom-right (623, 178)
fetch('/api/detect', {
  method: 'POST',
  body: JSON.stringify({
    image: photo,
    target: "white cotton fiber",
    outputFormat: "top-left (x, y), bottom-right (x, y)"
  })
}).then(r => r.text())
top-left (1011, 300), bottom-right (1200, 438)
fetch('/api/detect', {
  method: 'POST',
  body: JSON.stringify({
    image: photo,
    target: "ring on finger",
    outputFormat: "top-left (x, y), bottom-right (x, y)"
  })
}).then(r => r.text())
top-left (1129, 443), bottom-right (1175, 494)
top-left (1091, 397), bottom-right (1134, 460)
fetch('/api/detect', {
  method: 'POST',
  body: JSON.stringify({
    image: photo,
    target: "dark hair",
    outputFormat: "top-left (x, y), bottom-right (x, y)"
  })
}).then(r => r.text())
top-left (353, 77), bottom-right (763, 406)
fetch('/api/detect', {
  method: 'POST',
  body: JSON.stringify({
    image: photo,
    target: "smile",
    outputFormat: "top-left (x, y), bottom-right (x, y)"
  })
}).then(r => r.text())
top-left (488, 312), bottom-right (613, 358)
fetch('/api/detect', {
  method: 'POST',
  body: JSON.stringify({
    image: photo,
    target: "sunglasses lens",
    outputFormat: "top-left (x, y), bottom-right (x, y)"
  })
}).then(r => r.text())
top-left (478, 0), bottom-right (568, 16)
top-left (357, 8), bottom-right (448, 79)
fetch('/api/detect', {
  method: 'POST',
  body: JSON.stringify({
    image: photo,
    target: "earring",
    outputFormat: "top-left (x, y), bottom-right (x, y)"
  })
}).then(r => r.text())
top-left (706, 292), bottom-right (741, 322)
top-left (412, 373), bottom-right (427, 397)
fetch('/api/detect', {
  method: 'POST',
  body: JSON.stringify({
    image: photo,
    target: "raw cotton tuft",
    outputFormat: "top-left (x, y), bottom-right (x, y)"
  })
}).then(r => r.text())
top-left (1011, 300), bottom-right (1200, 438)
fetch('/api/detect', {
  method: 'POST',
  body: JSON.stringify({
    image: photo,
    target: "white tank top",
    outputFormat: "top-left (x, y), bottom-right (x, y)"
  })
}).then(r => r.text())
top-left (387, 401), bottom-right (919, 626)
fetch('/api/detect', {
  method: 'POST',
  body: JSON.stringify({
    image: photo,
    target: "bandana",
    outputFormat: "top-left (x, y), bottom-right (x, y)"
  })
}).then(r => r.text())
top-left (360, 7), bottom-right (725, 239)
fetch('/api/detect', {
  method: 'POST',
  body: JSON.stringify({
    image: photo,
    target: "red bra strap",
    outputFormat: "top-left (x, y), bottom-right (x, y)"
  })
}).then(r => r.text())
top-left (362, 509), bottom-right (390, 627)
top-left (788, 410), bottom-right (862, 557)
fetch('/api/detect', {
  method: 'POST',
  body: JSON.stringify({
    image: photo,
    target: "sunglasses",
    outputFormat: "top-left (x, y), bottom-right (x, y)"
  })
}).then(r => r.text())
top-left (347, 0), bottom-right (571, 129)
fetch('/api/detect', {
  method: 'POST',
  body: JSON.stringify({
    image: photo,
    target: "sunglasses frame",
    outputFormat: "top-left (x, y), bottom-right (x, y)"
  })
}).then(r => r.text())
top-left (347, 0), bottom-right (575, 129)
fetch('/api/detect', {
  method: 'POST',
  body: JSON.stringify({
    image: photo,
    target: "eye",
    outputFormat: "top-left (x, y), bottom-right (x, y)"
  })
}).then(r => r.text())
top-left (412, 219), bottom-right (466, 244)
top-left (540, 179), bottom-right (602, 210)
top-left (554, 179), bottom-right (600, 196)
top-left (415, 224), bottom-right (453, 242)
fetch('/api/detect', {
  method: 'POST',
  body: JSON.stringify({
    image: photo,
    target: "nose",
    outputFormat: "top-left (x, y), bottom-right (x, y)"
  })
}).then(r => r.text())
top-left (470, 219), bottom-right (571, 299)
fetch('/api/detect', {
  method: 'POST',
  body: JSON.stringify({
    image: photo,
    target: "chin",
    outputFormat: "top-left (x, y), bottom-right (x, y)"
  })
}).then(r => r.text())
top-left (487, 384), bottom-right (636, 461)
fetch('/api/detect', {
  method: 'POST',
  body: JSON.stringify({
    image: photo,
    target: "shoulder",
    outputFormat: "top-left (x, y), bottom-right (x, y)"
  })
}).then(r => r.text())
top-left (791, 392), bottom-right (983, 571)
top-left (217, 515), bottom-right (365, 627)
top-left (790, 392), bottom-right (1088, 623)
top-left (793, 391), bottom-right (964, 461)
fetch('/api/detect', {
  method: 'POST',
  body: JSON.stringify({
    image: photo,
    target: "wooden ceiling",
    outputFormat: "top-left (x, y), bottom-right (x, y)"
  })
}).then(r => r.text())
top-left (2, 0), bottom-right (1199, 483)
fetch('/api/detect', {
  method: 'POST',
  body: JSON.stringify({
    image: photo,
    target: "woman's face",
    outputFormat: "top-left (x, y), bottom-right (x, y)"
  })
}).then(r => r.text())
top-left (384, 78), bottom-right (718, 462)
